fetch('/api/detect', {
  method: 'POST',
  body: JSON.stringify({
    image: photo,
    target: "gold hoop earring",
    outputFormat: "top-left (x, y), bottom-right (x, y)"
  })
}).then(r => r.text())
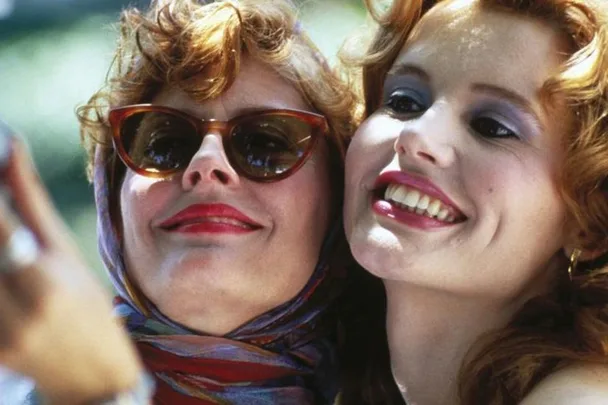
top-left (568, 248), bottom-right (582, 281)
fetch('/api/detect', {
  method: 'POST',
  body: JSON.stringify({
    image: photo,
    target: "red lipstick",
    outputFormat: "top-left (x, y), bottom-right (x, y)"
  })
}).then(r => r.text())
top-left (374, 171), bottom-right (461, 209)
top-left (159, 203), bottom-right (263, 234)
top-left (372, 171), bottom-right (465, 230)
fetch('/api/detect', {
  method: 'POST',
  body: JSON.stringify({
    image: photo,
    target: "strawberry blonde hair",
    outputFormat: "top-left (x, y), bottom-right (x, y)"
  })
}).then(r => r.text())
top-left (76, 0), bottom-right (402, 402)
top-left (344, 0), bottom-right (608, 404)
top-left (77, 0), bottom-right (359, 181)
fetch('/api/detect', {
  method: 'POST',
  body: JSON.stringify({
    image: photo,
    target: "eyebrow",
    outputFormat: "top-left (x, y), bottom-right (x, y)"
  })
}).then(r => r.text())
top-left (387, 63), bottom-right (545, 132)
top-left (471, 83), bottom-right (544, 132)
top-left (387, 64), bottom-right (430, 81)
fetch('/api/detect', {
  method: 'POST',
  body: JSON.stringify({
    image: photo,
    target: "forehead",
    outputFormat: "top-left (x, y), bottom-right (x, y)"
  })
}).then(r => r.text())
top-left (393, 0), bottom-right (565, 101)
top-left (154, 57), bottom-right (309, 118)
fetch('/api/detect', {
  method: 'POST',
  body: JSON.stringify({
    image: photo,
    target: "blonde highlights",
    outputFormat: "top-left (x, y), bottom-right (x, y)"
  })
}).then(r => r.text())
top-left (77, 0), bottom-right (358, 180)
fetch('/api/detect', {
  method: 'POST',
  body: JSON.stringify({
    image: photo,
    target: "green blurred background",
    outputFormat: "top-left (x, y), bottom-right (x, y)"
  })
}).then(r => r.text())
top-left (0, 0), bottom-right (366, 286)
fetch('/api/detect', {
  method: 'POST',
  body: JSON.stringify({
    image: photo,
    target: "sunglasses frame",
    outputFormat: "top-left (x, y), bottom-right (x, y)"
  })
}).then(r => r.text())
top-left (108, 103), bottom-right (331, 183)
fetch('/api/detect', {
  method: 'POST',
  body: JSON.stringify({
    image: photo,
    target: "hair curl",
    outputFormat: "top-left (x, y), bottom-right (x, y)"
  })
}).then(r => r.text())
top-left (76, 0), bottom-right (402, 402)
top-left (345, 0), bottom-right (608, 404)
top-left (77, 0), bottom-right (359, 184)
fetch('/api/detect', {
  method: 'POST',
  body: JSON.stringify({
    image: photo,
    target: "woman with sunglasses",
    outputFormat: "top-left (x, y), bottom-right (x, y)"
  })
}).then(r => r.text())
top-left (0, 0), bottom-right (401, 404)
top-left (342, 0), bottom-right (608, 404)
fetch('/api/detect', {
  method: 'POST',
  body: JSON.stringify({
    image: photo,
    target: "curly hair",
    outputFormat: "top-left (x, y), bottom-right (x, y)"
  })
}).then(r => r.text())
top-left (346, 0), bottom-right (608, 404)
top-left (76, 0), bottom-right (402, 403)
top-left (77, 0), bottom-right (359, 185)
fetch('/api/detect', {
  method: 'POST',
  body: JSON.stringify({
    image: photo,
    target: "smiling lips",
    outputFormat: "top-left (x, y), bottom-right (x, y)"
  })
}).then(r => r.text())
top-left (159, 203), bottom-right (263, 234)
top-left (372, 171), bottom-right (466, 229)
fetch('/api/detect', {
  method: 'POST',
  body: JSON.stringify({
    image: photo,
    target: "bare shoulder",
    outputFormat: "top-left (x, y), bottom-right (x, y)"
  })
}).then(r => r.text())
top-left (519, 362), bottom-right (608, 405)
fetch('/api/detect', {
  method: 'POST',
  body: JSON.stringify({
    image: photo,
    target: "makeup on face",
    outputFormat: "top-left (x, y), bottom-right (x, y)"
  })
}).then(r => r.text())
top-left (382, 67), bottom-right (544, 144)
top-left (344, 4), bottom-right (570, 298)
top-left (118, 57), bottom-right (334, 334)
top-left (158, 203), bottom-right (263, 235)
top-left (372, 170), bottom-right (466, 229)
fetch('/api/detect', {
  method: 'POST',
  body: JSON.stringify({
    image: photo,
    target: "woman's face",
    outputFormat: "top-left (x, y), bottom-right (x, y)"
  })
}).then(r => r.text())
top-left (120, 58), bottom-right (333, 335)
top-left (344, 1), bottom-right (572, 300)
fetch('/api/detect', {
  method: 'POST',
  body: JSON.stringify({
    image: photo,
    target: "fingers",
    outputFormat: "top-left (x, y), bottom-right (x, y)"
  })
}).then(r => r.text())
top-left (0, 179), bottom-right (46, 304)
top-left (0, 134), bottom-right (49, 311)
top-left (0, 278), bottom-right (25, 359)
top-left (0, 194), bottom-right (38, 367)
top-left (4, 138), bottom-right (76, 254)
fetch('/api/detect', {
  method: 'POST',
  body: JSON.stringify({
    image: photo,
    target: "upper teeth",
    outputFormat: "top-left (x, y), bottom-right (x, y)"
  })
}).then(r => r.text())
top-left (186, 217), bottom-right (251, 228)
top-left (384, 183), bottom-right (456, 222)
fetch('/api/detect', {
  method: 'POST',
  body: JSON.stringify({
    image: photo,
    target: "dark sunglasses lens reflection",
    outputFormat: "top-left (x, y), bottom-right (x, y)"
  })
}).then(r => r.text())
top-left (118, 111), bottom-right (317, 180)
top-left (229, 115), bottom-right (312, 178)
top-left (121, 112), bottom-right (200, 173)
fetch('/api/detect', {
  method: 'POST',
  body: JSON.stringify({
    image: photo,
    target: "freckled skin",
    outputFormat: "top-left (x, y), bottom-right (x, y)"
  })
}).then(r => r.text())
top-left (120, 58), bottom-right (333, 335)
top-left (344, 0), bottom-right (571, 300)
top-left (344, 2), bottom-right (584, 403)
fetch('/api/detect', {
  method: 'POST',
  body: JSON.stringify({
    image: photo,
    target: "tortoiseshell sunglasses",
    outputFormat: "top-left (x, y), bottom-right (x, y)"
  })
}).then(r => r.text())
top-left (108, 104), bottom-right (331, 182)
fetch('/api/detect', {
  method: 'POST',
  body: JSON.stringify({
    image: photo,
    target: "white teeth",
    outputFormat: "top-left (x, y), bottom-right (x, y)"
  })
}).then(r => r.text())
top-left (427, 200), bottom-right (442, 216)
top-left (393, 185), bottom-right (409, 203)
top-left (404, 190), bottom-right (421, 208)
top-left (383, 183), bottom-right (461, 223)
top-left (206, 217), bottom-right (248, 228)
top-left (417, 195), bottom-right (430, 210)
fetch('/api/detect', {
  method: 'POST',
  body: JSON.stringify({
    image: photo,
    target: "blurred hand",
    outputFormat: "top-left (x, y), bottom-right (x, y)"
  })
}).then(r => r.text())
top-left (0, 136), bottom-right (144, 404)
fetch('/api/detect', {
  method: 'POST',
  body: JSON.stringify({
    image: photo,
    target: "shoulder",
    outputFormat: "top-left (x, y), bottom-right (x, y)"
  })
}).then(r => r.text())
top-left (519, 362), bottom-right (608, 405)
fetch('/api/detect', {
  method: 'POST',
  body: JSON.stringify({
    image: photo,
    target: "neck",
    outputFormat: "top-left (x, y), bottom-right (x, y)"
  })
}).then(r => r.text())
top-left (384, 282), bottom-right (523, 405)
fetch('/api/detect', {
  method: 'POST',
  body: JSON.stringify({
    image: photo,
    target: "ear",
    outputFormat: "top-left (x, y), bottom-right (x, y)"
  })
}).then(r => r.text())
top-left (563, 226), bottom-right (608, 267)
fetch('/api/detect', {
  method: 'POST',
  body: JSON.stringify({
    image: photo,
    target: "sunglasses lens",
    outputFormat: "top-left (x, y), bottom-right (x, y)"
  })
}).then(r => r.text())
top-left (120, 111), bottom-right (200, 174)
top-left (230, 114), bottom-right (317, 179)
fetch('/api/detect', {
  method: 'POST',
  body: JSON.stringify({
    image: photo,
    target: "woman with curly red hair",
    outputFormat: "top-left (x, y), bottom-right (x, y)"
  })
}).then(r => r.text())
top-left (343, 0), bottom-right (608, 404)
top-left (0, 1), bottom-right (402, 404)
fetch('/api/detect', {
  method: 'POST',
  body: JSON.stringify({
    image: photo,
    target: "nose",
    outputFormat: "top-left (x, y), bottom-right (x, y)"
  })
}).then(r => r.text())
top-left (394, 107), bottom-right (457, 168)
top-left (181, 132), bottom-right (240, 190)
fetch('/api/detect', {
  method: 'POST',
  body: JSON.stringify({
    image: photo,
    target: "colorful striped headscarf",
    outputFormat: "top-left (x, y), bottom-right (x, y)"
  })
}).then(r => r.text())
top-left (93, 146), bottom-right (346, 404)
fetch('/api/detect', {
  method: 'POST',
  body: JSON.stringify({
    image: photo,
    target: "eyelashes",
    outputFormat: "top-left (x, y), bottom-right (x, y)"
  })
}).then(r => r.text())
top-left (382, 87), bottom-right (524, 140)
top-left (469, 116), bottom-right (519, 140)
top-left (385, 88), bottom-right (427, 116)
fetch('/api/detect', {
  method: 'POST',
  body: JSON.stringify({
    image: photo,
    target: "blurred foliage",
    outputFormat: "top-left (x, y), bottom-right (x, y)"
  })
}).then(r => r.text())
top-left (0, 0), bottom-right (366, 286)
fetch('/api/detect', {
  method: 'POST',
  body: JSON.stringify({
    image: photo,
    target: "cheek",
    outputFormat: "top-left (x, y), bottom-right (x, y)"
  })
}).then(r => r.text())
top-left (273, 156), bottom-right (333, 243)
top-left (120, 176), bottom-right (147, 235)
top-left (119, 178), bottom-right (135, 235)
top-left (119, 175), bottom-right (178, 291)
top-left (346, 116), bottom-right (398, 186)
top-left (344, 120), bottom-right (396, 230)
top-left (119, 177), bottom-right (146, 286)
top-left (471, 153), bottom-right (567, 244)
top-left (302, 162), bottom-right (332, 226)
top-left (119, 175), bottom-right (172, 252)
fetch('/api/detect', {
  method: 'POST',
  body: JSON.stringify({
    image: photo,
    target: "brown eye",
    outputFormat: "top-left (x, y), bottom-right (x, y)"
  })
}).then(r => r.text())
top-left (470, 117), bottom-right (518, 139)
top-left (385, 89), bottom-right (427, 116)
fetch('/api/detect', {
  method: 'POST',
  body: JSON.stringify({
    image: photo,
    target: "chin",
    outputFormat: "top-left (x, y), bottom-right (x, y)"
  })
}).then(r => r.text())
top-left (348, 226), bottom-right (405, 281)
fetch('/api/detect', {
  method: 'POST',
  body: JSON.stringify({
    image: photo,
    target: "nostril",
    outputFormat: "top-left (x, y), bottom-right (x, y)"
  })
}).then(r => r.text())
top-left (188, 171), bottom-right (202, 185)
top-left (212, 169), bottom-right (230, 184)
